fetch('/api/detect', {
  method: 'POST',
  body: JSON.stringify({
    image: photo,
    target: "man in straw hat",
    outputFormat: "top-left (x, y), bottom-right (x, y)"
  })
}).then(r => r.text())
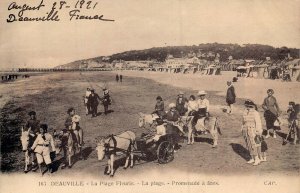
top-left (241, 99), bottom-right (263, 166)
top-left (176, 91), bottom-right (188, 116)
top-left (196, 91), bottom-right (210, 133)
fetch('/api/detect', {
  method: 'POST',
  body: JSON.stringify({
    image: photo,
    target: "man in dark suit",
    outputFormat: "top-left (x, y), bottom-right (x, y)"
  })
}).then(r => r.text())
top-left (88, 89), bottom-right (102, 117)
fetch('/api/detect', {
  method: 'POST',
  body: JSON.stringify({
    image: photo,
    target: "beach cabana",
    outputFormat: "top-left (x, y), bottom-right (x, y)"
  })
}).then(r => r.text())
top-left (254, 64), bottom-right (269, 79)
top-left (203, 65), bottom-right (221, 75)
top-left (291, 66), bottom-right (300, 82)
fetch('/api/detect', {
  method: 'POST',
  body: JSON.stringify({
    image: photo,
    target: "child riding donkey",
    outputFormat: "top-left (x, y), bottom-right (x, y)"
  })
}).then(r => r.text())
top-left (56, 108), bottom-right (83, 168)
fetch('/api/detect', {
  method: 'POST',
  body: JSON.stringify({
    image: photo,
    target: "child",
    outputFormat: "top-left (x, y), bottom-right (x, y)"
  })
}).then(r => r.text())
top-left (260, 136), bottom-right (268, 162)
top-left (287, 101), bottom-right (299, 144)
top-left (254, 135), bottom-right (268, 163)
top-left (31, 124), bottom-right (56, 174)
top-left (187, 95), bottom-right (199, 116)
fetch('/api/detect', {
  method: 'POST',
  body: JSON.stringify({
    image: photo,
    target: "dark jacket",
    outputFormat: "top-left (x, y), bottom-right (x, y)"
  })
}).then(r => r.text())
top-left (154, 101), bottom-right (166, 118)
top-left (226, 85), bottom-right (236, 104)
top-left (176, 97), bottom-right (188, 116)
top-left (25, 118), bottom-right (40, 134)
top-left (88, 93), bottom-right (101, 107)
top-left (166, 110), bottom-right (180, 122)
top-left (102, 93), bottom-right (111, 106)
top-left (64, 115), bottom-right (73, 129)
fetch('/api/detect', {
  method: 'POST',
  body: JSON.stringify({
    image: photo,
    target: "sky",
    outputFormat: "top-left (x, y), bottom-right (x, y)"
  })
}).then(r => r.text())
top-left (0, 0), bottom-right (299, 68)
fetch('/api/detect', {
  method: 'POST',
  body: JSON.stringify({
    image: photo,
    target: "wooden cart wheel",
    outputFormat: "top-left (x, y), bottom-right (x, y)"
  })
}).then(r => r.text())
top-left (157, 141), bottom-right (174, 164)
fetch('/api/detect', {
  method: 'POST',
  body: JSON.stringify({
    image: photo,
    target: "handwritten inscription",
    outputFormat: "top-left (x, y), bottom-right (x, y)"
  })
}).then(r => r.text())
top-left (6, 0), bottom-right (115, 22)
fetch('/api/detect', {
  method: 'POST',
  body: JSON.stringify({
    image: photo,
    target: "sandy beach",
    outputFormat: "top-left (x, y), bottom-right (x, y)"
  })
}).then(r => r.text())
top-left (119, 70), bottom-right (300, 109)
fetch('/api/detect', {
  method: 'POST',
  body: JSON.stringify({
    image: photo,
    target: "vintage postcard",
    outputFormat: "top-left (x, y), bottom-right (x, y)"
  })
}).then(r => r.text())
top-left (0, 0), bottom-right (299, 193)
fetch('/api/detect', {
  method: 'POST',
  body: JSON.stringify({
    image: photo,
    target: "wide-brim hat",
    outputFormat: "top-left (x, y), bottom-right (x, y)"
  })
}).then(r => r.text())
top-left (72, 115), bottom-right (81, 123)
top-left (169, 103), bottom-right (176, 108)
top-left (28, 111), bottom-right (36, 116)
top-left (244, 99), bottom-right (256, 107)
top-left (67, 107), bottom-right (75, 114)
top-left (178, 91), bottom-right (184, 95)
top-left (198, 90), bottom-right (207, 96)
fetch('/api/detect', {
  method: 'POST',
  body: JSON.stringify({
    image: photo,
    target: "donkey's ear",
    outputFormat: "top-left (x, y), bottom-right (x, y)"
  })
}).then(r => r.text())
top-left (28, 127), bottom-right (31, 132)
top-left (21, 126), bottom-right (24, 133)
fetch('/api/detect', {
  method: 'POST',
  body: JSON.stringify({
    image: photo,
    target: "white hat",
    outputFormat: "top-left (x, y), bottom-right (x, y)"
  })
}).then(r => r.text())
top-left (169, 103), bottom-right (176, 108)
top-left (198, 90), bottom-right (207, 96)
top-left (178, 91), bottom-right (184, 95)
top-left (72, 115), bottom-right (81, 123)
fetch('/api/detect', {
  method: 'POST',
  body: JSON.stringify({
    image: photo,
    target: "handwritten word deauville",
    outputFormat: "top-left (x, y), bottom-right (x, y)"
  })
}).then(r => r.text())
top-left (6, 0), bottom-right (114, 23)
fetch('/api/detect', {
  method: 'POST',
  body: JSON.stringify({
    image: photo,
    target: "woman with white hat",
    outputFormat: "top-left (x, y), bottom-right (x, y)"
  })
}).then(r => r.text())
top-left (242, 99), bottom-right (263, 166)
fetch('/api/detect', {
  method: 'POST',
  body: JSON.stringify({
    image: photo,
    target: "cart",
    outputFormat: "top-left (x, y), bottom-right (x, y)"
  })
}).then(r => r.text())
top-left (134, 132), bottom-right (175, 164)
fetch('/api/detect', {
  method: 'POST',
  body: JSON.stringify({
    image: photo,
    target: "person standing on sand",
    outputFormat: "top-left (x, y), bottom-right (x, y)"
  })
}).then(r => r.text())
top-left (116, 74), bottom-right (119, 82)
top-left (262, 89), bottom-right (280, 139)
top-left (120, 74), bottom-right (123, 82)
top-left (226, 81), bottom-right (236, 114)
top-left (84, 87), bottom-right (91, 115)
top-left (242, 100), bottom-right (263, 166)
top-left (102, 88), bottom-right (111, 115)
top-left (88, 89), bottom-right (102, 117)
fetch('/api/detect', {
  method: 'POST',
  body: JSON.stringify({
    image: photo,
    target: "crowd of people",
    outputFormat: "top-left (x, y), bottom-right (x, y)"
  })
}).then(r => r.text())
top-left (148, 81), bottom-right (299, 166)
top-left (21, 78), bottom-right (299, 175)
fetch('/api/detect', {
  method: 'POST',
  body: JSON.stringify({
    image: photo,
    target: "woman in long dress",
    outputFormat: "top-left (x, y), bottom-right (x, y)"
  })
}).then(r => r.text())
top-left (242, 99), bottom-right (263, 166)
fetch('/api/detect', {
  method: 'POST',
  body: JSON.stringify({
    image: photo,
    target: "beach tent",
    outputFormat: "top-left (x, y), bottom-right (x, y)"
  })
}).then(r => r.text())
top-left (254, 64), bottom-right (269, 79)
top-left (203, 65), bottom-right (221, 75)
top-left (284, 59), bottom-right (300, 69)
top-left (236, 66), bottom-right (247, 77)
top-left (268, 66), bottom-right (281, 79)
top-left (291, 66), bottom-right (300, 82)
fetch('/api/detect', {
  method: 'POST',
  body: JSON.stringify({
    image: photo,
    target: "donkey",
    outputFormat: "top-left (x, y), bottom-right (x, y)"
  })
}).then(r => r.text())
top-left (96, 130), bottom-right (136, 177)
top-left (181, 116), bottom-right (221, 148)
top-left (20, 127), bottom-right (35, 172)
top-left (54, 128), bottom-right (79, 169)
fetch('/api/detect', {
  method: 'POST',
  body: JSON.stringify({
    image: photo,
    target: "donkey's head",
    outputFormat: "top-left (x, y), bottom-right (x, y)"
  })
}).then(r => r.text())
top-left (95, 138), bottom-right (106, 160)
top-left (20, 126), bottom-right (30, 152)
